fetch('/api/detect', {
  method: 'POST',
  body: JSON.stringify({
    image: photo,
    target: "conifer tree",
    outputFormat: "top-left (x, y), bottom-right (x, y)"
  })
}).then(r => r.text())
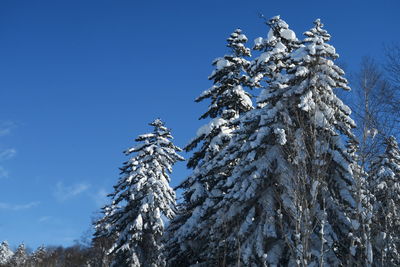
top-left (179, 18), bottom-right (359, 266)
top-left (96, 119), bottom-right (183, 267)
top-left (348, 141), bottom-right (374, 266)
top-left (165, 29), bottom-right (252, 265)
top-left (250, 15), bottom-right (299, 91)
top-left (9, 243), bottom-right (28, 267)
top-left (369, 136), bottom-right (400, 266)
top-left (29, 245), bottom-right (47, 266)
top-left (0, 241), bottom-right (13, 266)
top-left (92, 204), bottom-right (117, 266)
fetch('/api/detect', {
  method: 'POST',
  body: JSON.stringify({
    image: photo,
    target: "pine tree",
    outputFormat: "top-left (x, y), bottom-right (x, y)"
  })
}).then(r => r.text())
top-left (369, 136), bottom-right (400, 266)
top-left (165, 29), bottom-right (253, 265)
top-left (181, 18), bottom-right (359, 266)
top-left (96, 119), bottom-right (183, 267)
top-left (0, 241), bottom-right (13, 266)
top-left (9, 243), bottom-right (28, 267)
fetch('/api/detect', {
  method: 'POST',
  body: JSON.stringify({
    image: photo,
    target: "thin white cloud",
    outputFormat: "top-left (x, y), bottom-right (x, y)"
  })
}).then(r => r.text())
top-left (0, 201), bottom-right (40, 211)
top-left (0, 166), bottom-right (8, 178)
top-left (54, 182), bottom-right (90, 201)
top-left (90, 188), bottom-right (109, 207)
top-left (0, 148), bottom-right (17, 161)
top-left (38, 216), bottom-right (52, 223)
top-left (0, 121), bottom-right (17, 179)
top-left (0, 121), bottom-right (16, 137)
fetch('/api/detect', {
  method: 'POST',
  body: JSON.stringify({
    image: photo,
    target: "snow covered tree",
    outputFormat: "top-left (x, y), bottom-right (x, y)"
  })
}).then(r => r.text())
top-left (9, 243), bottom-right (28, 267)
top-left (96, 119), bottom-right (183, 267)
top-left (165, 28), bottom-right (253, 265)
top-left (348, 140), bottom-right (374, 266)
top-left (28, 245), bottom-right (47, 266)
top-left (185, 28), bottom-right (253, 169)
top-left (174, 18), bottom-right (359, 266)
top-left (92, 205), bottom-right (117, 266)
top-left (166, 15), bottom-right (301, 266)
top-left (250, 15), bottom-right (299, 92)
top-left (0, 241), bottom-right (13, 266)
top-left (369, 136), bottom-right (400, 266)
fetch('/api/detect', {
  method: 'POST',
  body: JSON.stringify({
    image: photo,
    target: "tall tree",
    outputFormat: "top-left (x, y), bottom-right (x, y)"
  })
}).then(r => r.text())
top-left (250, 15), bottom-right (299, 92)
top-left (185, 19), bottom-right (359, 266)
top-left (96, 119), bottom-right (183, 267)
top-left (166, 29), bottom-right (252, 265)
top-left (348, 141), bottom-right (374, 266)
top-left (167, 16), bottom-right (299, 266)
top-left (384, 44), bottom-right (400, 134)
top-left (350, 57), bottom-right (394, 168)
top-left (369, 136), bottom-right (400, 266)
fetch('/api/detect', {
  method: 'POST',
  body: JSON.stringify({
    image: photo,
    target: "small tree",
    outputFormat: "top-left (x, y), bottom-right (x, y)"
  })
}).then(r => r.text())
top-left (96, 119), bottom-right (183, 267)
top-left (0, 241), bottom-right (13, 266)
top-left (9, 243), bottom-right (28, 267)
top-left (92, 208), bottom-right (116, 266)
top-left (369, 136), bottom-right (400, 266)
top-left (28, 245), bottom-right (47, 266)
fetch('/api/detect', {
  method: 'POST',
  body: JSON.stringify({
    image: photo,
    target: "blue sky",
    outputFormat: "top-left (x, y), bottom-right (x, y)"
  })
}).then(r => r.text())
top-left (0, 0), bottom-right (399, 250)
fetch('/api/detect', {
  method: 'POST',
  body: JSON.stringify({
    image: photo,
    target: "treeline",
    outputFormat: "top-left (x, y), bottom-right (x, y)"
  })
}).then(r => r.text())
top-left (2, 15), bottom-right (400, 266)
top-left (0, 238), bottom-right (112, 267)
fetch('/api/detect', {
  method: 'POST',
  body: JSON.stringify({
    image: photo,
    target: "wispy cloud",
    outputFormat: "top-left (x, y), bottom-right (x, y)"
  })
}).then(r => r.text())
top-left (0, 201), bottom-right (40, 211)
top-left (0, 121), bottom-right (16, 137)
top-left (0, 148), bottom-right (17, 161)
top-left (38, 216), bottom-right (52, 223)
top-left (54, 182), bottom-right (90, 201)
top-left (0, 121), bottom-right (18, 178)
top-left (0, 166), bottom-right (8, 178)
top-left (90, 188), bottom-right (109, 207)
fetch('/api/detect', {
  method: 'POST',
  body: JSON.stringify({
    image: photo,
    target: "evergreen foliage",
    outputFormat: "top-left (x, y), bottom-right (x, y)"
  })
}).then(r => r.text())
top-left (9, 243), bottom-right (27, 267)
top-left (166, 28), bottom-right (253, 266)
top-left (95, 119), bottom-right (183, 267)
top-left (3, 14), bottom-right (398, 267)
top-left (369, 136), bottom-right (400, 266)
top-left (0, 241), bottom-right (13, 266)
top-left (168, 17), bottom-right (359, 266)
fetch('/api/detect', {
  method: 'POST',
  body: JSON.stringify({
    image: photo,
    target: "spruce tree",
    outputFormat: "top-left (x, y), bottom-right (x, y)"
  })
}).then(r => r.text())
top-left (250, 15), bottom-right (299, 91)
top-left (9, 243), bottom-right (28, 267)
top-left (167, 16), bottom-right (299, 266)
top-left (0, 241), bottom-right (13, 266)
top-left (29, 245), bottom-right (47, 266)
top-left (165, 29), bottom-right (253, 265)
top-left (369, 136), bottom-right (400, 266)
top-left (348, 140), bottom-right (374, 266)
top-left (96, 119), bottom-right (183, 267)
top-left (184, 18), bottom-right (359, 266)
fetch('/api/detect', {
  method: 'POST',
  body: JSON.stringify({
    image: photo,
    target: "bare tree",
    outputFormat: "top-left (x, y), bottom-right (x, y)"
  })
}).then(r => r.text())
top-left (385, 43), bottom-right (400, 87)
top-left (350, 57), bottom-right (395, 168)
top-left (384, 44), bottom-right (400, 131)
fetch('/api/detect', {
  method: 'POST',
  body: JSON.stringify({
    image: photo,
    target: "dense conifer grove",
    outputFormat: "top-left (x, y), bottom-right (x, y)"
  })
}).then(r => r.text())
top-left (2, 15), bottom-right (400, 267)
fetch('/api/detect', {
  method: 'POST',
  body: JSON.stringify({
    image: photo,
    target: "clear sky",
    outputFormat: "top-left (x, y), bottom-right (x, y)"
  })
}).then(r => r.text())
top-left (0, 0), bottom-right (399, 250)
